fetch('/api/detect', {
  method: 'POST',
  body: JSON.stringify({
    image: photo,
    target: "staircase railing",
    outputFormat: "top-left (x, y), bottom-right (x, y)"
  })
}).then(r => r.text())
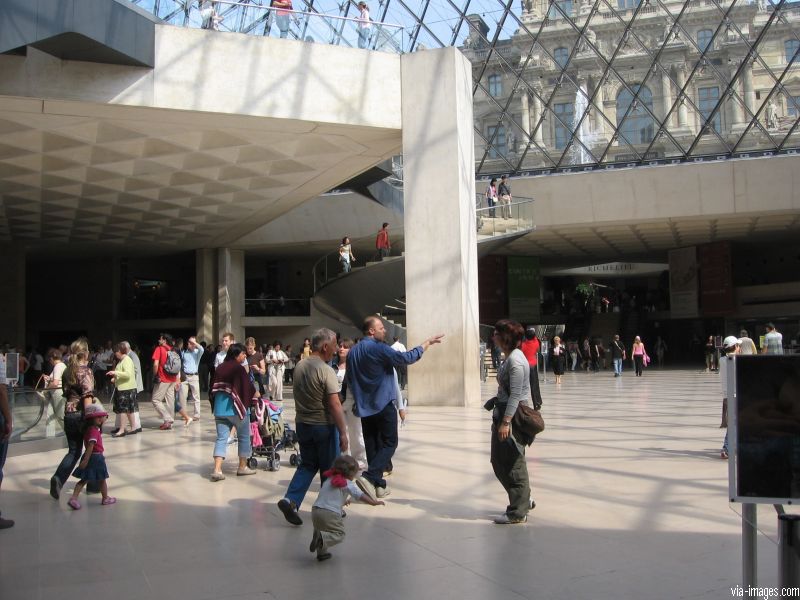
top-left (7, 386), bottom-right (53, 443)
top-left (312, 234), bottom-right (405, 293)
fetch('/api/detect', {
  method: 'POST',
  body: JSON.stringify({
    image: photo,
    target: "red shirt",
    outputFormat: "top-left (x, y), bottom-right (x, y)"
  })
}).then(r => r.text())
top-left (520, 338), bottom-right (540, 366)
top-left (84, 425), bottom-right (104, 454)
top-left (376, 228), bottom-right (390, 250)
top-left (152, 345), bottom-right (178, 383)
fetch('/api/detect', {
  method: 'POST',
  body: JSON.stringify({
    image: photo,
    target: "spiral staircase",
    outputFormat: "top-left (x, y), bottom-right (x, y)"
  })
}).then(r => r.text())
top-left (311, 172), bottom-right (536, 342)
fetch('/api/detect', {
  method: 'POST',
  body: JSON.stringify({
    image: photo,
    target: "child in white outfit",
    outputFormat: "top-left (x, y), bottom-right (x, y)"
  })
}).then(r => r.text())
top-left (310, 455), bottom-right (383, 561)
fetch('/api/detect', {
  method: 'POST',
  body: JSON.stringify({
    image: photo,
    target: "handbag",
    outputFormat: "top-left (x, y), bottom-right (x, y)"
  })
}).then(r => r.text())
top-left (484, 393), bottom-right (545, 447)
top-left (512, 403), bottom-right (545, 444)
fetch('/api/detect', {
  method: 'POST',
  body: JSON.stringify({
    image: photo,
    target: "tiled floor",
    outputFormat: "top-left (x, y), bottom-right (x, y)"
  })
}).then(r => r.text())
top-left (0, 368), bottom-right (787, 599)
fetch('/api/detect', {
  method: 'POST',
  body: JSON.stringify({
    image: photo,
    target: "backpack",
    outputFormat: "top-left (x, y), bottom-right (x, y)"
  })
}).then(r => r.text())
top-left (163, 349), bottom-right (182, 376)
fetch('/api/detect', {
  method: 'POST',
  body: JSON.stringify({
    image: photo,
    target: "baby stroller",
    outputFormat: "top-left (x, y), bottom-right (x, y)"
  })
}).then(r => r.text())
top-left (248, 399), bottom-right (299, 471)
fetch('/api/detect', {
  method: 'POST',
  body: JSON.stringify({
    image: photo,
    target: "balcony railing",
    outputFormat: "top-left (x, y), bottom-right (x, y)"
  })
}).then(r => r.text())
top-left (244, 297), bottom-right (311, 317)
top-left (475, 195), bottom-right (536, 238)
top-left (130, 0), bottom-right (407, 53)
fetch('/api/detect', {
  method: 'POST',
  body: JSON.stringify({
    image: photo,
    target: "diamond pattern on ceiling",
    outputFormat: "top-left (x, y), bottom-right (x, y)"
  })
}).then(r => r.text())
top-left (0, 113), bottom-right (356, 246)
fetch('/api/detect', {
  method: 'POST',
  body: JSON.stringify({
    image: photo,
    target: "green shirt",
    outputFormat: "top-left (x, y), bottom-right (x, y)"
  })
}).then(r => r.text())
top-left (292, 356), bottom-right (339, 425)
top-left (114, 355), bottom-right (137, 391)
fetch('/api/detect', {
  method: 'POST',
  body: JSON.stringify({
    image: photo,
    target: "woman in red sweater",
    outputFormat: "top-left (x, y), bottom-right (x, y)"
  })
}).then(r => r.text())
top-left (520, 328), bottom-right (542, 410)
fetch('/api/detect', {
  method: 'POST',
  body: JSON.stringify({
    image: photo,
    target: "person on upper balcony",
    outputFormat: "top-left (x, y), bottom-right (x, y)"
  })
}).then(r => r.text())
top-left (357, 2), bottom-right (372, 49)
top-left (271, 0), bottom-right (293, 38)
top-left (498, 174), bottom-right (512, 219)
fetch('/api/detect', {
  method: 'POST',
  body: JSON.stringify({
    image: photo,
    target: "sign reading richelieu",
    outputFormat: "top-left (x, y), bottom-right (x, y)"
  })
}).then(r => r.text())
top-left (507, 256), bottom-right (540, 322)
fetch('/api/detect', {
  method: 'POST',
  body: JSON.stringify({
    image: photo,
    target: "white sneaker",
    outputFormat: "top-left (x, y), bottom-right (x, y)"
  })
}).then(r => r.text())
top-left (355, 476), bottom-right (377, 502)
top-left (376, 486), bottom-right (391, 498)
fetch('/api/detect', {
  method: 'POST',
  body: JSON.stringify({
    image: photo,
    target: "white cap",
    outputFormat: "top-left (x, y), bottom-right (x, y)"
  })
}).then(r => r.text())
top-left (723, 335), bottom-right (742, 348)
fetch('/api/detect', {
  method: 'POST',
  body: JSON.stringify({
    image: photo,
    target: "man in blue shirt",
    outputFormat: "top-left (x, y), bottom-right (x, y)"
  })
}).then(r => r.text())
top-left (181, 336), bottom-right (204, 420)
top-left (346, 316), bottom-right (443, 499)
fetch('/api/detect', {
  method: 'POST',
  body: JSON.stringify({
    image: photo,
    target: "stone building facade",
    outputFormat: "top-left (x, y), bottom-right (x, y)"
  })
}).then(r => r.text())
top-left (463, 0), bottom-right (800, 173)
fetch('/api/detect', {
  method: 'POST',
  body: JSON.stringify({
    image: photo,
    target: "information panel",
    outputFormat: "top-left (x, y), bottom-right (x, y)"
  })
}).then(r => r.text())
top-left (729, 355), bottom-right (800, 504)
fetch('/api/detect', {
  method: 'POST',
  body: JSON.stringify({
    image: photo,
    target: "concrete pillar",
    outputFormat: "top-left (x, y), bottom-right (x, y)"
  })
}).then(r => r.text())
top-left (743, 59), bottom-right (755, 115)
top-left (676, 66), bottom-right (689, 128)
top-left (0, 245), bottom-right (25, 349)
top-left (196, 249), bottom-right (216, 344)
top-left (400, 47), bottom-right (480, 407)
top-left (217, 248), bottom-right (245, 342)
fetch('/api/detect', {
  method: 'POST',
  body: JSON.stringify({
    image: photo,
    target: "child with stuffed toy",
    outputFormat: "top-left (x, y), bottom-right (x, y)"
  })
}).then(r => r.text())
top-left (309, 455), bottom-right (383, 561)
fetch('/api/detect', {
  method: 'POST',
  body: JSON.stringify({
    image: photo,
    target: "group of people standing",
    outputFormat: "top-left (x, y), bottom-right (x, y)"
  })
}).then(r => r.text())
top-left (485, 174), bottom-right (513, 219)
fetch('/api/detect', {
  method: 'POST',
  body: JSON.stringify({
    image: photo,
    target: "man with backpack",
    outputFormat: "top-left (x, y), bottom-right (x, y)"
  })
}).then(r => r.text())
top-left (151, 333), bottom-right (187, 430)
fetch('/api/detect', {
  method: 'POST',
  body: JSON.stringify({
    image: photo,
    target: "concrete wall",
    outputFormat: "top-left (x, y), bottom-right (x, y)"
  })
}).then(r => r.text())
top-left (235, 192), bottom-right (403, 248)
top-left (498, 155), bottom-right (800, 228)
top-left (0, 26), bottom-right (401, 130)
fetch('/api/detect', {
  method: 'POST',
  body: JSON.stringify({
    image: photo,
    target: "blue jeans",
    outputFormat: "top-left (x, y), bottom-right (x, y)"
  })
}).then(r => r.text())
top-left (276, 15), bottom-right (289, 38)
top-left (0, 413), bottom-right (7, 483)
top-left (213, 413), bottom-right (251, 459)
top-left (53, 412), bottom-right (84, 485)
top-left (358, 27), bottom-right (370, 49)
top-left (613, 358), bottom-right (622, 375)
top-left (361, 402), bottom-right (398, 489)
top-left (285, 422), bottom-right (339, 509)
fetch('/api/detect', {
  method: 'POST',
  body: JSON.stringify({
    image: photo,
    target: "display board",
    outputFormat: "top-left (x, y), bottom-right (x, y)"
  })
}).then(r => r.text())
top-left (729, 355), bottom-right (800, 504)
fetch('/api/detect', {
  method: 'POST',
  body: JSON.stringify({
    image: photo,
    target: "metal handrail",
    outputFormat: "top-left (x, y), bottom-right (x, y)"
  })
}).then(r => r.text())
top-left (7, 386), bottom-right (49, 442)
top-left (312, 233), bottom-right (404, 293)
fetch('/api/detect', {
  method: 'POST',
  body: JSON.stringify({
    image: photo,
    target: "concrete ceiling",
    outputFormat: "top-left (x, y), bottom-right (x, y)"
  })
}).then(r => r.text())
top-left (0, 100), bottom-right (400, 255)
top-left (2, 100), bottom-right (798, 264)
top-left (498, 212), bottom-right (800, 264)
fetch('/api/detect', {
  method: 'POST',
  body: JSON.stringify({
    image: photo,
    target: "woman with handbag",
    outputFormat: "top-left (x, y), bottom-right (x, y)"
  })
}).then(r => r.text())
top-left (631, 336), bottom-right (647, 377)
top-left (489, 319), bottom-right (532, 525)
top-left (209, 343), bottom-right (256, 481)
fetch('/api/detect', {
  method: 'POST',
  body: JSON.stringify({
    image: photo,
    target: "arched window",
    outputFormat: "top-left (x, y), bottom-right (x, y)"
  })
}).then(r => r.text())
top-left (616, 84), bottom-right (655, 145)
top-left (554, 47), bottom-right (569, 69)
top-left (697, 29), bottom-right (713, 52)
top-left (785, 39), bottom-right (800, 64)
top-left (488, 74), bottom-right (502, 97)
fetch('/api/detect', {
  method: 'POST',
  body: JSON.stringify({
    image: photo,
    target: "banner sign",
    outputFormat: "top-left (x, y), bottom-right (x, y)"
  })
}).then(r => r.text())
top-left (508, 256), bottom-right (540, 322)
top-left (698, 241), bottom-right (734, 316)
top-left (669, 246), bottom-right (699, 318)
